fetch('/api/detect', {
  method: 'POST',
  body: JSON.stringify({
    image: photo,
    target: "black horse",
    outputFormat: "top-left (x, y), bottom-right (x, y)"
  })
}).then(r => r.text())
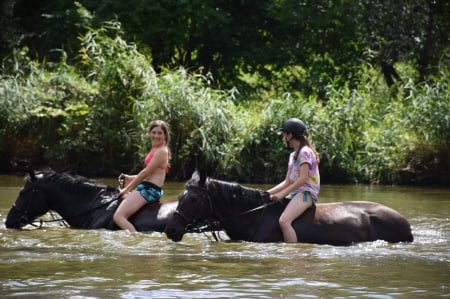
top-left (5, 169), bottom-right (177, 231)
top-left (166, 171), bottom-right (414, 245)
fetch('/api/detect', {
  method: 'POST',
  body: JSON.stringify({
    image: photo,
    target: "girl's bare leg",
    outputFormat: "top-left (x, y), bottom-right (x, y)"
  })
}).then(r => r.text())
top-left (279, 193), bottom-right (312, 243)
top-left (113, 191), bottom-right (147, 232)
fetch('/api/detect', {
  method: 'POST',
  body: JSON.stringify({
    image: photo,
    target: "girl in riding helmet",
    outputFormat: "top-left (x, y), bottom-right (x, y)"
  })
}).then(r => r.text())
top-left (267, 118), bottom-right (320, 243)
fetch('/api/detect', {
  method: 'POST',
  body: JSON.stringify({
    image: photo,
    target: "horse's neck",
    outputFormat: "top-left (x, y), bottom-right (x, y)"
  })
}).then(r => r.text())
top-left (43, 179), bottom-right (119, 229)
top-left (42, 178), bottom-right (107, 213)
top-left (208, 180), bottom-right (268, 210)
top-left (207, 180), bottom-right (269, 241)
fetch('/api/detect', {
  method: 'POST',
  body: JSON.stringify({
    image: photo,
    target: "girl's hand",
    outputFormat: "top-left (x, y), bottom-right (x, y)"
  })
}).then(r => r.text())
top-left (270, 193), bottom-right (283, 201)
top-left (118, 173), bottom-right (127, 189)
top-left (118, 188), bottom-right (129, 198)
top-left (118, 174), bottom-right (130, 198)
top-left (123, 175), bottom-right (131, 187)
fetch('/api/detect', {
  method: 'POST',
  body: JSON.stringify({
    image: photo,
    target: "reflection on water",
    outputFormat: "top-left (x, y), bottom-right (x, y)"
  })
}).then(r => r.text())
top-left (0, 175), bottom-right (449, 297)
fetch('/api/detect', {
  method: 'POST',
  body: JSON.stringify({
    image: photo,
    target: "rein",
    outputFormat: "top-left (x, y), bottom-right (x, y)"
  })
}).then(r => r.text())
top-left (238, 200), bottom-right (279, 216)
top-left (35, 193), bottom-right (120, 228)
top-left (28, 211), bottom-right (71, 229)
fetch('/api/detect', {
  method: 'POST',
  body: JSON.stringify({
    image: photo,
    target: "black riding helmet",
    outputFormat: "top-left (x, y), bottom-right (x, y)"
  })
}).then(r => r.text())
top-left (280, 118), bottom-right (307, 137)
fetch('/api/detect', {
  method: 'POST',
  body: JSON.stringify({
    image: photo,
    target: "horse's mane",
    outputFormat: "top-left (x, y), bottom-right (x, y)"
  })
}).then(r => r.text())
top-left (33, 169), bottom-right (114, 193)
top-left (206, 178), bottom-right (270, 208)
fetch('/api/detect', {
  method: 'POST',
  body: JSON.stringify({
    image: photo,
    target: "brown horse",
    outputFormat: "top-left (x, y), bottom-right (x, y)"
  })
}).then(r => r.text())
top-left (166, 171), bottom-right (414, 245)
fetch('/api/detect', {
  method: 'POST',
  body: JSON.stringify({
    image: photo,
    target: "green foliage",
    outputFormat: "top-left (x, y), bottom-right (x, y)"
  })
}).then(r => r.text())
top-left (76, 21), bottom-right (158, 172)
top-left (0, 21), bottom-right (448, 185)
top-left (0, 47), bottom-right (97, 170)
top-left (132, 68), bottom-right (244, 179)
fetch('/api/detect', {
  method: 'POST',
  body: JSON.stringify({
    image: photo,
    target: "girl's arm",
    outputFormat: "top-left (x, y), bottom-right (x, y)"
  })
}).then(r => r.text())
top-left (270, 163), bottom-right (308, 200)
top-left (268, 179), bottom-right (289, 195)
top-left (119, 148), bottom-right (166, 196)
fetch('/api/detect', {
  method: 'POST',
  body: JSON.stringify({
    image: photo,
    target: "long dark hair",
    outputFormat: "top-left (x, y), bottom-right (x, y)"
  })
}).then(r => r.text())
top-left (294, 135), bottom-right (320, 164)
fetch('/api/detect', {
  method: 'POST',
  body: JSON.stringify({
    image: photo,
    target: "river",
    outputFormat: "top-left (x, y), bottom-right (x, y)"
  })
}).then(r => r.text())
top-left (0, 175), bottom-right (449, 298)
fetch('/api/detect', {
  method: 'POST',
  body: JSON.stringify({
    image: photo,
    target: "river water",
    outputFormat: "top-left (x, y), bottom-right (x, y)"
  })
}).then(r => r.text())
top-left (0, 175), bottom-right (449, 298)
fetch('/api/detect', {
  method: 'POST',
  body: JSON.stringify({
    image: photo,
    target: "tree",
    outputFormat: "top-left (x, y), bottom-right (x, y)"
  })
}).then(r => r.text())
top-left (1, 0), bottom-right (448, 95)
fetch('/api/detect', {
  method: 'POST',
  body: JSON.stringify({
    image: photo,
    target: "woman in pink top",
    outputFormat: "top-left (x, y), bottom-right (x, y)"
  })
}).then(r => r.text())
top-left (267, 118), bottom-right (320, 243)
top-left (114, 120), bottom-right (171, 232)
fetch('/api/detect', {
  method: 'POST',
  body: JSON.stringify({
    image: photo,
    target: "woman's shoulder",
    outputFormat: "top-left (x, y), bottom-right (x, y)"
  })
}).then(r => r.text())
top-left (154, 145), bottom-right (169, 155)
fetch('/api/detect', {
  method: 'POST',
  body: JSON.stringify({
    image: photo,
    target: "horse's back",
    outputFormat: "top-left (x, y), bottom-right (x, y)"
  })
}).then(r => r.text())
top-left (132, 201), bottom-right (178, 232)
top-left (294, 201), bottom-right (413, 245)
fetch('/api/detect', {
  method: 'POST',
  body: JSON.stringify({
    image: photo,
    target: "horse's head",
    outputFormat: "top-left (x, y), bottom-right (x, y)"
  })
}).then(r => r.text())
top-left (5, 169), bottom-right (51, 229)
top-left (166, 170), bottom-right (214, 241)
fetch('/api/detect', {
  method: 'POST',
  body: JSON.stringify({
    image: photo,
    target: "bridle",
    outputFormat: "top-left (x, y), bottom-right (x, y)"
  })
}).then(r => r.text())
top-left (10, 180), bottom-right (46, 228)
top-left (10, 178), bottom-right (119, 229)
top-left (173, 183), bottom-right (277, 235)
top-left (174, 185), bottom-right (219, 234)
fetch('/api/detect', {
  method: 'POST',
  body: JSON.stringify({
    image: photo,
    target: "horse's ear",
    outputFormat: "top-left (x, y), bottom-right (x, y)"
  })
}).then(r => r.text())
top-left (191, 169), bottom-right (207, 187)
top-left (28, 164), bottom-right (36, 182)
top-left (191, 170), bottom-right (200, 182)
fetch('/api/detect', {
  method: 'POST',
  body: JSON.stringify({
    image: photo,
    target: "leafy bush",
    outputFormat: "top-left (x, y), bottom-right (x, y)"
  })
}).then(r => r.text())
top-left (0, 47), bottom-right (97, 171)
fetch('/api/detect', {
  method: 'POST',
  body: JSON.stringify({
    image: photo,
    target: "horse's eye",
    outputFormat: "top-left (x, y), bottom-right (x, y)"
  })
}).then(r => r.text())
top-left (179, 190), bottom-right (188, 201)
top-left (185, 195), bottom-right (196, 202)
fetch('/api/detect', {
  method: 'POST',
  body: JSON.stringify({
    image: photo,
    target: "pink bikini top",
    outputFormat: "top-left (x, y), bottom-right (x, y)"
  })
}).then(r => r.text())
top-left (144, 147), bottom-right (169, 173)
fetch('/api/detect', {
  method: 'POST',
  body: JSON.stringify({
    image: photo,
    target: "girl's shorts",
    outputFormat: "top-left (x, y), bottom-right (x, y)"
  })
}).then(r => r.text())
top-left (136, 181), bottom-right (163, 203)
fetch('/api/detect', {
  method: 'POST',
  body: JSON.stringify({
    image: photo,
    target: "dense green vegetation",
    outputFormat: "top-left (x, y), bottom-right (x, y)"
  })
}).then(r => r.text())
top-left (0, 1), bottom-right (449, 185)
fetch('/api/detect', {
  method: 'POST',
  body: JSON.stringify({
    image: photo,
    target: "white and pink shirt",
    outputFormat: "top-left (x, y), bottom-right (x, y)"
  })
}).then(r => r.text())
top-left (287, 146), bottom-right (320, 200)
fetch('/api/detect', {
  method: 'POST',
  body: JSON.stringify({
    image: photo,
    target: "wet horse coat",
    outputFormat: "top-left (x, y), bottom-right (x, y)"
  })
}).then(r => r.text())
top-left (5, 169), bottom-right (177, 231)
top-left (166, 171), bottom-right (414, 245)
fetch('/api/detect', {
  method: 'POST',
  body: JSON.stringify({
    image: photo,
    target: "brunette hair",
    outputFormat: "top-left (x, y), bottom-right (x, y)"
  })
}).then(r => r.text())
top-left (149, 120), bottom-right (172, 161)
top-left (149, 120), bottom-right (171, 145)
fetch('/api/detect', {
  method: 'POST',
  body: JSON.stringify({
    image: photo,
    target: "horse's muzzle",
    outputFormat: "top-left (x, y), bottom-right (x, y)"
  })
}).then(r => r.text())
top-left (5, 217), bottom-right (24, 229)
top-left (5, 207), bottom-right (25, 229)
top-left (165, 225), bottom-right (185, 242)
